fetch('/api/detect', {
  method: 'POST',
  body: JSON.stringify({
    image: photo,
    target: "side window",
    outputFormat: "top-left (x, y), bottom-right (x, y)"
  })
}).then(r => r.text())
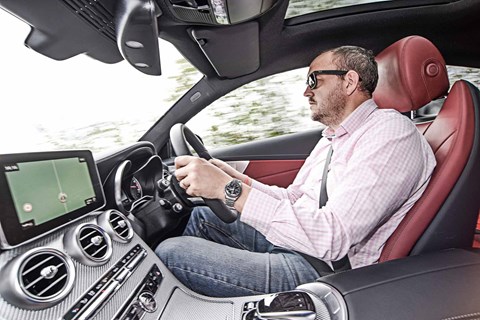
top-left (417, 66), bottom-right (480, 118)
top-left (447, 65), bottom-right (480, 87)
top-left (187, 68), bottom-right (320, 149)
top-left (187, 65), bottom-right (480, 150)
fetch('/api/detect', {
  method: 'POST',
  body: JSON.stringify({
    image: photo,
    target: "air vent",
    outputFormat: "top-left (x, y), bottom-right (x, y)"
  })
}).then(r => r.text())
top-left (79, 226), bottom-right (109, 259)
top-left (110, 212), bottom-right (130, 238)
top-left (97, 209), bottom-right (134, 243)
top-left (64, 224), bottom-right (112, 266)
top-left (62, 0), bottom-right (116, 42)
top-left (21, 252), bottom-right (68, 299)
top-left (0, 248), bottom-right (75, 309)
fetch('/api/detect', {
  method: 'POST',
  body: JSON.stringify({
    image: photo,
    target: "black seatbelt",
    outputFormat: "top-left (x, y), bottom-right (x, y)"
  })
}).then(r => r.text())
top-left (298, 145), bottom-right (351, 275)
top-left (321, 146), bottom-right (351, 271)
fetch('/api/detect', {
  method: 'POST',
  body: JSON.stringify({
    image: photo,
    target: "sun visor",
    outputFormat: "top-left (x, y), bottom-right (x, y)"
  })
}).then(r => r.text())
top-left (191, 22), bottom-right (260, 78)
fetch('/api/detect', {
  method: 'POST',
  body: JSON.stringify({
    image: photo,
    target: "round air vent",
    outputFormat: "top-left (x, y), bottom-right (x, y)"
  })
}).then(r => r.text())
top-left (97, 209), bottom-right (134, 243)
top-left (63, 224), bottom-right (112, 266)
top-left (0, 248), bottom-right (75, 310)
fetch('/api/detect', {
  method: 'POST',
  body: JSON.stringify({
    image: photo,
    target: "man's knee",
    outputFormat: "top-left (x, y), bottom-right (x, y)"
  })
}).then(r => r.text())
top-left (156, 236), bottom-right (209, 264)
top-left (155, 237), bottom-right (185, 265)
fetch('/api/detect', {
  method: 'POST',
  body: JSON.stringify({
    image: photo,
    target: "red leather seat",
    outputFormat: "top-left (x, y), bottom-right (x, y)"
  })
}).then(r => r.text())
top-left (373, 36), bottom-right (480, 261)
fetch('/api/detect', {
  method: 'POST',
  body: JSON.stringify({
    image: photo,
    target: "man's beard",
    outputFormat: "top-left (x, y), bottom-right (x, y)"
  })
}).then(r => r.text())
top-left (311, 82), bottom-right (347, 127)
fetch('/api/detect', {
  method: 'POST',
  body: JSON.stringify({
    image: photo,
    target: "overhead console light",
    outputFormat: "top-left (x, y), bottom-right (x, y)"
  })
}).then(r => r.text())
top-left (115, 0), bottom-right (162, 76)
top-left (169, 0), bottom-right (280, 25)
top-left (211, 0), bottom-right (228, 24)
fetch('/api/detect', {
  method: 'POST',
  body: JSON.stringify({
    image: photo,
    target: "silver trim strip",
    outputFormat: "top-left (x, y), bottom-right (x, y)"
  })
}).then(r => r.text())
top-left (114, 160), bottom-right (132, 214)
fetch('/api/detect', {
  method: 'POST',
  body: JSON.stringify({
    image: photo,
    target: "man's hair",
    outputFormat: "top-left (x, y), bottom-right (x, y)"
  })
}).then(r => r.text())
top-left (329, 46), bottom-right (378, 97)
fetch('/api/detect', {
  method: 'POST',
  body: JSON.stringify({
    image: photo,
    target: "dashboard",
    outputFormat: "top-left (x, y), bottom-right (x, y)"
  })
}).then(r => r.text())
top-left (0, 143), bottom-right (480, 320)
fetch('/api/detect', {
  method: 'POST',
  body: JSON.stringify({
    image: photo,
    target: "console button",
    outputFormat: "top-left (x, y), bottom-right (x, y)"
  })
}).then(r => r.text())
top-left (137, 292), bottom-right (157, 313)
top-left (115, 268), bottom-right (131, 283)
top-left (126, 249), bottom-right (147, 270)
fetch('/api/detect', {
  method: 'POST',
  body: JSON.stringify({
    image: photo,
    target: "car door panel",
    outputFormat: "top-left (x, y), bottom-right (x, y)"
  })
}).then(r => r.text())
top-left (243, 160), bottom-right (304, 188)
top-left (211, 129), bottom-right (322, 187)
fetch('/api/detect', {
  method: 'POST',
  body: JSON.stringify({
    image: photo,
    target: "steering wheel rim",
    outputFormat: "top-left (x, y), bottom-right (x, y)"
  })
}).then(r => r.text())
top-left (170, 123), bottom-right (211, 159)
top-left (169, 123), bottom-right (238, 223)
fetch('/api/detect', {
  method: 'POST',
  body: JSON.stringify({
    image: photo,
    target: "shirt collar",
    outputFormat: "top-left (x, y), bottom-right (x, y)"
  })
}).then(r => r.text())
top-left (322, 99), bottom-right (377, 140)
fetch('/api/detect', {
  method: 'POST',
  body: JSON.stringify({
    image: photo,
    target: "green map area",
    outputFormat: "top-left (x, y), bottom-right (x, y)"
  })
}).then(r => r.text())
top-left (5, 158), bottom-right (95, 226)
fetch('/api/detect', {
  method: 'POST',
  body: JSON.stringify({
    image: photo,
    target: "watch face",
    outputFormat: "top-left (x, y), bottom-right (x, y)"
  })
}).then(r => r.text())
top-left (225, 180), bottom-right (242, 198)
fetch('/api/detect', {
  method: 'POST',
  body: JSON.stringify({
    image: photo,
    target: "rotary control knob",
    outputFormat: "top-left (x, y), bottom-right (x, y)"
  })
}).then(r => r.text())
top-left (138, 292), bottom-right (157, 313)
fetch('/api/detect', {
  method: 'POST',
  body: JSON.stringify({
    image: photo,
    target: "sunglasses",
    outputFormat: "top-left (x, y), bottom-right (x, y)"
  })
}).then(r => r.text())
top-left (306, 70), bottom-right (348, 89)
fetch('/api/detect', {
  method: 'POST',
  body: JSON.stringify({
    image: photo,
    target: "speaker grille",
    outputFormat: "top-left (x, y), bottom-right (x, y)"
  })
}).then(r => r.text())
top-left (172, 6), bottom-right (216, 24)
top-left (62, 0), bottom-right (116, 42)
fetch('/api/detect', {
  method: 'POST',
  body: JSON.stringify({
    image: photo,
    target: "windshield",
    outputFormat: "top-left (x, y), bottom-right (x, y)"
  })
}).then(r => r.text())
top-left (0, 9), bottom-right (201, 154)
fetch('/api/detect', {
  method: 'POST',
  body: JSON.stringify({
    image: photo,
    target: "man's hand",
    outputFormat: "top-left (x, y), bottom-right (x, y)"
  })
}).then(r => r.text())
top-left (175, 156), bottom-right (232, 199)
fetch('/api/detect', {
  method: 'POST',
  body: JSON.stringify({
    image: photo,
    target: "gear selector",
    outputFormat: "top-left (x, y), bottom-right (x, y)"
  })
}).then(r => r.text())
top-left (255, 291), bottom-right (317, 320)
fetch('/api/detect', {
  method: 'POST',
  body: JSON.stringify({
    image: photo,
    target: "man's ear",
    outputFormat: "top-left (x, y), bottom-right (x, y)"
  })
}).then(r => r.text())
top-left (345, 70), bottom-right (360, 95)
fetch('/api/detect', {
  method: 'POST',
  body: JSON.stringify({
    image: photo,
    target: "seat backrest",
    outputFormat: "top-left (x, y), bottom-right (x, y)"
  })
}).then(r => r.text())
top-left (373, 36), bottom-right (480, 261)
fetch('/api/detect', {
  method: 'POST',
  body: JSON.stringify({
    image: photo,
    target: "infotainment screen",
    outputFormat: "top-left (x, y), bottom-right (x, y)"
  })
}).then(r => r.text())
top-left (0, 151), bottom-right (105, 248)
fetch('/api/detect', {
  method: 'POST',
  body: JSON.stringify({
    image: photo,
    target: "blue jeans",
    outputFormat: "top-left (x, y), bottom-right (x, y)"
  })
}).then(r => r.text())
top-left (155, 207), bottom-right (320, 297)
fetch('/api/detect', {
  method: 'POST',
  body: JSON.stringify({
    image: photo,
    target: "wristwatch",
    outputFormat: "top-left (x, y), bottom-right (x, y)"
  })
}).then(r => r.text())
top-left (224, 179), bottom-right (242, 208)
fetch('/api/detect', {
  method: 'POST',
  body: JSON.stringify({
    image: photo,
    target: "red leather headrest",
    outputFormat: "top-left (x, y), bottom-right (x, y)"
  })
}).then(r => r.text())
top-left (373, 36), bottom-right (450, 112)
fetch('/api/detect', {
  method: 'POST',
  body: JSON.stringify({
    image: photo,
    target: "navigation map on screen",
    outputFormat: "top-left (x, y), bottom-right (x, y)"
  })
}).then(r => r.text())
top-left (4, 157), bottom-right (96, 228)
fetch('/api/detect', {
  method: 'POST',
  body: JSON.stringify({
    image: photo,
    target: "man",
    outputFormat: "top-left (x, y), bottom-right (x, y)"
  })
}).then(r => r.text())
top-left (156, 46), bottom-right (436, 297)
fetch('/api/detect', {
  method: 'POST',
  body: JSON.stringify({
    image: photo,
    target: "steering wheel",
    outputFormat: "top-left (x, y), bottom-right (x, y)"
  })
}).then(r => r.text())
top-left (169, 123), bottom-right (238, 223)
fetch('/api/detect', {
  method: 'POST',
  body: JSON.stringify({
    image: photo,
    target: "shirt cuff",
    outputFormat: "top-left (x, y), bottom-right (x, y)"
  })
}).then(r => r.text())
top-left (240, 187), bottom-right (278, 236)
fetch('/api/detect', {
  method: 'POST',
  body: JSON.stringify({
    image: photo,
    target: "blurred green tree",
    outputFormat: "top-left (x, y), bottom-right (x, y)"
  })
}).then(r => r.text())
top-left (166, 57), bottom-right (202, 103)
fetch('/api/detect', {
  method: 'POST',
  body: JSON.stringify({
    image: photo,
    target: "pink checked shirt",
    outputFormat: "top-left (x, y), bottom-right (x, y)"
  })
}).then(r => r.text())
top-left (240, 99), bottom-right (436, 268)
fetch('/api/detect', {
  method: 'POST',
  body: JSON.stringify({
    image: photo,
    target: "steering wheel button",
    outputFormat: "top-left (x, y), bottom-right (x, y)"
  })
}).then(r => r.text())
top-left (172, 203), bottom-right (183, 213)
top-left (159, 199), bottom-right (172, 209)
